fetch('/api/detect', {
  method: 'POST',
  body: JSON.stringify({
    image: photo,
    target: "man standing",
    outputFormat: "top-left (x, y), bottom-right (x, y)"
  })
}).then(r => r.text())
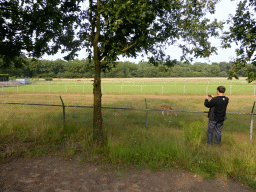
top-left (204, 86), bottom-right (229, 147)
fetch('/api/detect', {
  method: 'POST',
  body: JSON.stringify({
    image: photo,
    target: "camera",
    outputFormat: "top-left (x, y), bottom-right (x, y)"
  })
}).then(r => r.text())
top-left (208, 95), bottom-right (212, 97)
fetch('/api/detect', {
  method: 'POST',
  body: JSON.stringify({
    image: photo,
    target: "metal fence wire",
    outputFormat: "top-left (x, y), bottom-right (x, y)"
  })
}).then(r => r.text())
top-left (0, 101), bottom-right (255, 143)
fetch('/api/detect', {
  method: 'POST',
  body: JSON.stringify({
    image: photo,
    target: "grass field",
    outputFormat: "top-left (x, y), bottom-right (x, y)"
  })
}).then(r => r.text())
top-left (1, 77), bottom-right (256, 190)
top-left (2, 77), bottom-right (256, 95)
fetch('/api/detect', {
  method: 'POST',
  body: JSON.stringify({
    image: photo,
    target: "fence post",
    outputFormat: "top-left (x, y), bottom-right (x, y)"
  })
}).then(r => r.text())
top-left (250, 101), bottom-right (255, 141)
top-left (60, 96), bottom-right (65, 128)
top-left (145, 98), bottom-right (148, 130)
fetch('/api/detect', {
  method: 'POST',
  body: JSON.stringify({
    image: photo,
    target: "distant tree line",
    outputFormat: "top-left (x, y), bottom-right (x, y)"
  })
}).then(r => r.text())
top-left (0, 58), bottom-right (252, 79)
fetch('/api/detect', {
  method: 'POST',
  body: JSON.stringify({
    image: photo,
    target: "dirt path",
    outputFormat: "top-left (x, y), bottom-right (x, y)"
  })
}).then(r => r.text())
top-left (0, 156), bottom-right (254, 192)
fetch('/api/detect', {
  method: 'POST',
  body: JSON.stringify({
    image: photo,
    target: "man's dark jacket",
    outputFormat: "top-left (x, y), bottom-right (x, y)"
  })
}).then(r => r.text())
top-left (204, 96), bottom-right (229, 123)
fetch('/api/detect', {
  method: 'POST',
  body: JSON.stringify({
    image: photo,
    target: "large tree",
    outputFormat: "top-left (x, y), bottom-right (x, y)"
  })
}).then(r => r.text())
top-left (1, 0), bottom-right (223, 147)
top-left (82, 0), bottom-right (222, 146)
top-left (222, 0), bottom-right (256, 82)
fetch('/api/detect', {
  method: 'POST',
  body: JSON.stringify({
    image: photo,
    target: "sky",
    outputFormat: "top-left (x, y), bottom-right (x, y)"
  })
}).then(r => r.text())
top-left (42, 0), bottom-right (240, 64)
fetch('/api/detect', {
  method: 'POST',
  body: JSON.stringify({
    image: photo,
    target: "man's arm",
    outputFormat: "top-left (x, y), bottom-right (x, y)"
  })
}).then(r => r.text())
top-left (204, 98), bottom-right (216, 108)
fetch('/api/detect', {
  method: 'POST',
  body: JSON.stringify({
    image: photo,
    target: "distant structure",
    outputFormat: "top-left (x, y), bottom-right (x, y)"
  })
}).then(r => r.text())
top-left (15, 79), bottom-right (30, 84)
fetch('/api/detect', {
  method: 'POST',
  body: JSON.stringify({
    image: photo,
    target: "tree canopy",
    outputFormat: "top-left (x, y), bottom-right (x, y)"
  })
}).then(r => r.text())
top-left (80, 0), bottom-right (222, 66)
top-left (0, 0), bottom-right (80, 68)
top-left (222, 0), bottom-right (256, 82)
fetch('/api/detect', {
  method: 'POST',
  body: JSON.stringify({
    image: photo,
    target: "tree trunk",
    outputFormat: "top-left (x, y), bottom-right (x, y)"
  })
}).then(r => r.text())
top-left (92, 0), bottom-right (105, 147)
top-left (92, 57), bottom-right (105, 147)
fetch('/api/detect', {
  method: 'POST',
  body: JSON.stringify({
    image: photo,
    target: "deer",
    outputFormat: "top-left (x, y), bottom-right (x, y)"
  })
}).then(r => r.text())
top-left (161, 105), bottom-right (178, 116)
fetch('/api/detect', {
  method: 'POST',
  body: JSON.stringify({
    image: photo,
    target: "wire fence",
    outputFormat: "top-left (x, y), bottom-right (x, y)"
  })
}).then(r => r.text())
top-left (0, 100), bottom-right (255, 143)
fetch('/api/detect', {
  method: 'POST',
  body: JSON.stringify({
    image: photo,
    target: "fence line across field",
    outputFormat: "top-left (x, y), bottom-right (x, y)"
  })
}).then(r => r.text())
top-left (0, 101), bottom-right (255, 141)
top-left (1, 84), bottom-right (256, 95)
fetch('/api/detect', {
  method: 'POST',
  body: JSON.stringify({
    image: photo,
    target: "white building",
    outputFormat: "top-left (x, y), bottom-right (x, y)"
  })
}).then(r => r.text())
top-left (15, 79), bottom-right (30, 84)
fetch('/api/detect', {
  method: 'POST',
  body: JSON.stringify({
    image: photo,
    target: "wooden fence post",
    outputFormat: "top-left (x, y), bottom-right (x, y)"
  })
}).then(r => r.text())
top-left (60, 96), bottom-right (65, 128)
top-left (145, 98), bottom-right (148, 130)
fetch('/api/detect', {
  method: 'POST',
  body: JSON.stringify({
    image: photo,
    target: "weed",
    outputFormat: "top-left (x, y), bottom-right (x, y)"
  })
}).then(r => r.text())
top-left (182, 120), bottom-right (206, 147)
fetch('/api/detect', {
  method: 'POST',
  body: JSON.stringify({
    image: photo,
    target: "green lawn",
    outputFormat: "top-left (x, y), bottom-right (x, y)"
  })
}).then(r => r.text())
top-left (1, 78), bottom-right (255, 95)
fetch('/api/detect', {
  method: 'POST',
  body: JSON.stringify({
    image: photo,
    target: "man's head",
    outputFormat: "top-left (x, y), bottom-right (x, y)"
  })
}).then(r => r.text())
top-left (217, 86), bottom-right (225, 95)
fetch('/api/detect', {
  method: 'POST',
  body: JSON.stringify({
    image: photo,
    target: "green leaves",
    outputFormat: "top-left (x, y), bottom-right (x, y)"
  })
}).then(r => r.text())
top-left (85, 0), bottom-right (222, 68)
top-left (0, 0), bottom-right (81, 67)
top-left (222, 0), bottom-right (256, 83)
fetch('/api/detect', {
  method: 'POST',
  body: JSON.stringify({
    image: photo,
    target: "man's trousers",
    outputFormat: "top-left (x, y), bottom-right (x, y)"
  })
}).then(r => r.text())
top-left (207, 120), bottom-right (224, 146)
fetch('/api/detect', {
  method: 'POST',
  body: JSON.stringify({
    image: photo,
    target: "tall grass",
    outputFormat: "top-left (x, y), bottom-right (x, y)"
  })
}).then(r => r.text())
top-left (0, 94), bottom-right (256, 190)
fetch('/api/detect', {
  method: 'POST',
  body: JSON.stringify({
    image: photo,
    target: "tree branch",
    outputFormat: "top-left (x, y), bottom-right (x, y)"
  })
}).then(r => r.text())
top-left (121, 41), bottom-right (137, 52)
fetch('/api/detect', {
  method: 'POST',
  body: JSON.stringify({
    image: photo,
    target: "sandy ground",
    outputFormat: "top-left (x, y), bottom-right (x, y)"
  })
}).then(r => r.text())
top-left (0, 156), bottom-right (255, 192)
